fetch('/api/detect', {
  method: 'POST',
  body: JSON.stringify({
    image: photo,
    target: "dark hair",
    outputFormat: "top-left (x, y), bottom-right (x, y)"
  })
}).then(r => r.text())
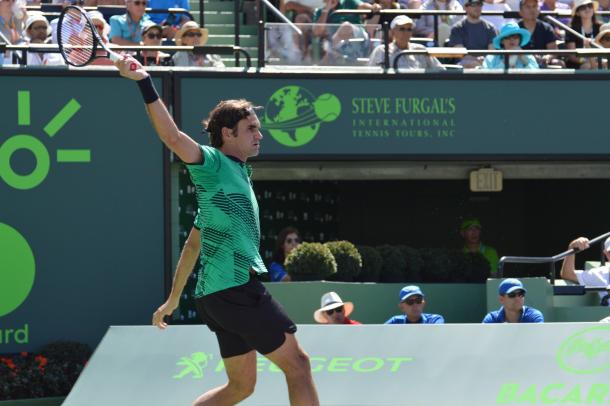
top-left (271, 227), bottom-right (300, 264)
top-left (202, 99), bottom-right (259, 148)
top-left (570, 6), bottom-right (600, 30)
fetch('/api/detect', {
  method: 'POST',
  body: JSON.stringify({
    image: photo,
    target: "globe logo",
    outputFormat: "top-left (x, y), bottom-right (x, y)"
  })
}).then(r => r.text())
top-left (263, 86), bottom-right (341, 147)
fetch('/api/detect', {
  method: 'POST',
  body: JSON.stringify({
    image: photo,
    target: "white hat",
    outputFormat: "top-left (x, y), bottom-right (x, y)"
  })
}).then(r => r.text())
top-left (25, 12), bottom-right (51, 36)
top-left (573, 0), bottom-right (593, 13)
top-left (604, 237), bottom-right (610, 252)
top-left (390, 15), bottom-right (415, 30)
top-left (313, 292), bottom-right (354, 324)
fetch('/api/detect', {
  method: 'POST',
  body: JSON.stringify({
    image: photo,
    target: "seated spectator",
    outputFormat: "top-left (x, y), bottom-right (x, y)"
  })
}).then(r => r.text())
top-left (50, 0), bottom-right (85, 44)
top-left (135, 20), bottom-right (172, 65)
top-left (448, 0), bottom-right (497, 68)
top-left (483, 21), bottom-right (539, 68)
top-left (518, 0), bottom-right (563, 68)
top-left (599, 0), bottom-right (610, 23)
top-left (282, 0), bottom-right (324, 19)
top-left (560, 236), bottom-right (610, 307)
top-left (109, 0), bottom-right (151, 46)
top-left (483, 278), bottom-right (544, 323)
top-left (417, 0), bottom-right (463, 44)
top-left (385, 285), bottom-right (445, 324)
top-left (269, 227), bottom-right (301, 282)
top-left (565, 0), bottom-right (601, 69)
top-left (88, 11), bottom-right (115, 65)
top-left (0, 0), bottom-right (27, 60)
top-left (267, 14), bottom-right (312, 64)
top-left (314, 292), bottom-right (361, 324)
top-left (460, 218), bottom-right (499, 277)
top-left (364, 0), bottom-right (402, 39)
top-left (482, 0), bottom-right (513, 32)
top-left (172, 21), bottom-right (224, 67)
top-left (368, 15), bottom-right (445, 69)
top-left (312, 0), bottom-right (381, 63)
top-left (23, 12), bottom-right (64, 65)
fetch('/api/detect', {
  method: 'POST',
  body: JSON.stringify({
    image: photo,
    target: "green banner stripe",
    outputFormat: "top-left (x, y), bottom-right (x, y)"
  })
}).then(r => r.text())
top-left (56, 149), bottom-right (91, 163)
top-left (17, 91), bottom-right (30, 126)
top-left (44, 99), bottom-right (81, 137)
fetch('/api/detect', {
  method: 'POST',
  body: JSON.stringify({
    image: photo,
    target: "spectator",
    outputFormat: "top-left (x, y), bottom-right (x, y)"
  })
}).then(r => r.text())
top-left (483, 21), bottom-right (539, 68)
top-left (147, 0), bottom-right (190, 27)
top-left (283, 0), bottom-right (324, 19)
top-left (50, 0), bottom-right (85, 44)
top-left (565, 0), bottom-right (601, 69)
top-left (448, 0), bottom-right (497, 68)
top-left (266, 14), bottom-right (312, 64)
top-left (482, 0), bottom-right (513, 32)
top-left (313, 292), bottom-right (361, 324)
top-left (598, 0), bottom-right (610, 23)
top-left (483, 278), bottom-right (544, 323)
top-left (540, 0), bottom-right (571, 31)
top-left (109, 0), bottom-right (151, 46)
top-left (172, 20), bottom-right (224, 67)
top-left (135, 20), bottom-right (172, 66)
top-left (0, 0), bottom-right (26, 47)
top-left (518, 0), bottom-right (563, 68)
top-left (364, 0), bottom-right (402, 40)
top-left (460, 218), bottom-right (499, 277)
top-left (269, 227), bottom-right (301, 282)
top-left (560, 236), bottom-right (610, 307)
top-left (385, 285), bottom-right (445, 324)
top-left (417, 0), bottom-right (463, 44)
top-left (88, 11), bottom-right (115, 66)
top-left (23, 12), bottom-right (64, 65)
top-left (368, 15), bottom-right (445, 69)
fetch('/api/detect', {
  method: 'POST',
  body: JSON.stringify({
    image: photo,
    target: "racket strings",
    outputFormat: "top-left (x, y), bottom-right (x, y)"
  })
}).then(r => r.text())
top-left (60, 9), bottom-right (95, 66)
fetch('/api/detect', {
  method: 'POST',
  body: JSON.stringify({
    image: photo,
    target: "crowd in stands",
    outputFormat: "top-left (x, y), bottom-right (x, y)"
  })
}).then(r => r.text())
top-left (0, 0), bottom-right (225, 66)
top-left (3, 0), bottom-right (610, 68)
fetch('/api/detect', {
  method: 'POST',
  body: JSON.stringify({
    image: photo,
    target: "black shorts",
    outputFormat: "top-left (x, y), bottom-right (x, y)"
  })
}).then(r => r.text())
top-left (195, 275), bottom-right (297, 358)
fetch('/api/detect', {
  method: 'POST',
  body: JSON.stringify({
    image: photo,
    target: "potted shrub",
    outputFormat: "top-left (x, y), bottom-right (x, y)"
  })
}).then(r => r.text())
top-left (356, 245), bottom-right (383, 282)
top-left (285, 242), bottom-right (337, 281)
top-left (324, 241), bottom-right (362, 282)
top-left (376, 245), bottom-right (407, 282)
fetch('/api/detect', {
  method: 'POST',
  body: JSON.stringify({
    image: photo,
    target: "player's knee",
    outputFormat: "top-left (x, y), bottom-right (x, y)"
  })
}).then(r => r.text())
top-left (228, 376), bottom-right (256, 400)
top-left (286, 349), bottom-right (312, 377)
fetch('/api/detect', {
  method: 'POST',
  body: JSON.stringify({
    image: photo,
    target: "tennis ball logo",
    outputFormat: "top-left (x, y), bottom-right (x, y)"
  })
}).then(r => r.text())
top-left (0, 90), bottom-right (90, 190)
top-left (0, 223), bottom-right (35, 317)
top-left (262, 86), bottom-right (341, 147)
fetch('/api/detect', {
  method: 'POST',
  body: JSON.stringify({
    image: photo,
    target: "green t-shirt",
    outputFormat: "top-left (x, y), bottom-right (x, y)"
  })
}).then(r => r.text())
top-left (464, 244), bottom-right (499, 277)
top-left (313, 0), bottom-right (364, 25)
top-left (186, 145), bottom-right (267, 296)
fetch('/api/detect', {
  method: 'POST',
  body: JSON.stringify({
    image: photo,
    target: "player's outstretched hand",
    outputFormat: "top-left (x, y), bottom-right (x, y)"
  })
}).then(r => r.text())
top-left (152, 299), bottom-right (178, 330)
top-left (115, 54), bottom-right (148, 81)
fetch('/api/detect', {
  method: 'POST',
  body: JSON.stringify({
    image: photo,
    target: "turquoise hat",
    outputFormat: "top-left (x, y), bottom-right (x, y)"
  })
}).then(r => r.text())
top-left (492, 22), bottom-right (531, 50)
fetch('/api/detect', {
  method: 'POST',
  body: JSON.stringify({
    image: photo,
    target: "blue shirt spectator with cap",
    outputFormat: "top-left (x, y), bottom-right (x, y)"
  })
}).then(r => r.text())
top-left (385, 285), bottom-right (445, 324)
top-left (483, 278), bottom-right (544, 323)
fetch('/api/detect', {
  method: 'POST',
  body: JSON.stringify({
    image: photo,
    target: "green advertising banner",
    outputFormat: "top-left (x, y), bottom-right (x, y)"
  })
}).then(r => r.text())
top-left (0, 74), bottom-right (166, 352)
top-left (177, 75), bottom-right (610, 158)
top-left (64, 324), bottom-right (610, 405)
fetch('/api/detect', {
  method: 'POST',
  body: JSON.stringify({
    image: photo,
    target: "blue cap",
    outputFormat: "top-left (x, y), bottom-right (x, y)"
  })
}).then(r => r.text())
top-left (399, 285), bottom-right (424, 302)
top-left (498, 278), bottom-right (527, 296)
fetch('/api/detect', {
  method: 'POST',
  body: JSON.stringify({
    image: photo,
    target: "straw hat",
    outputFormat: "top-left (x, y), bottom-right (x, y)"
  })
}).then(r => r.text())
top-left (175, 21), bottom-right (209, 45)
top-left (313, 292), bottom-right (354, 324)
top-left (595, 22), bottom-right (610, 44)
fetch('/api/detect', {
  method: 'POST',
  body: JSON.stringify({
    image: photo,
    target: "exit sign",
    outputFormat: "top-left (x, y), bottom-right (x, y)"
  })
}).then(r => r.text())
top-left (470, 168), bottom-right (503, 192)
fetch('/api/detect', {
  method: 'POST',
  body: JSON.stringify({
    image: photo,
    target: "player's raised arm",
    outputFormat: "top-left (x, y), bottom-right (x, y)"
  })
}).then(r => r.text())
top-left (115, 55), bottom-right (202, 164)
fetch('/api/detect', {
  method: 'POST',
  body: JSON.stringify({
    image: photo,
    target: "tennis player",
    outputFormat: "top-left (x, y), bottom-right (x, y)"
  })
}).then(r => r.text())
top-left (115, 55), bottom-right (320, 406)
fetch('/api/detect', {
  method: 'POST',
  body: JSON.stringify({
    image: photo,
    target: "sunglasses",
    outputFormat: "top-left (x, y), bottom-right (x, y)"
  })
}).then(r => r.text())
top-left (325, 306), bottom-right (344, 315)
top-left (285, 237), bottom-right (300, 244)
top-left (395, 27), bottom-right (413, 32)
top-left (506, 290), bottom-right (525, 298)
top-left (146, 32), bottom-right (162, 39)
top-left (403, 297), bottom-right (423, 305)
top-left (132, 0), bottom-right (147, 5)
top-left (183, 31), bottom-right (202, 38)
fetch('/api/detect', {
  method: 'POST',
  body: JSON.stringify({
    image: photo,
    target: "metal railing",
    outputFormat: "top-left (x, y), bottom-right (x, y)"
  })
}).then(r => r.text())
top-left (498, 231), bottom-right (610, 285)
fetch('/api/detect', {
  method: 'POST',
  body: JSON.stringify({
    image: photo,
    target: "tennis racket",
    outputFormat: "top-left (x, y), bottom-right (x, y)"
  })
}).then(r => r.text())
top-left (58, 6), bottom-right (135, 69)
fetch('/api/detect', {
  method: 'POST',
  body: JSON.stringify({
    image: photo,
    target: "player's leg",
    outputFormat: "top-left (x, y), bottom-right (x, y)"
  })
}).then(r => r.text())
top-left (192, 349), bottom-right (257, 406)
top-left (264, 333), bottom-right (319, 406)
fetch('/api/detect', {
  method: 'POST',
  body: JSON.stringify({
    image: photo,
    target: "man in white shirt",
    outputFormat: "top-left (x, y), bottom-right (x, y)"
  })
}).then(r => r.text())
top-left (560, 236), bottom-right (610, 306)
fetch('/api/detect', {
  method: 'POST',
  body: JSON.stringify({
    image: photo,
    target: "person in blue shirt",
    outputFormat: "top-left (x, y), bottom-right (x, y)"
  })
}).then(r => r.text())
top-left (268, 226), bottom-right (301, 282)
top-left (482, 22), bottom-right (539, 69)
top-left (483, 278), bottom-right (544, 323)
top-left (385, 285), bottom-right (445, 324)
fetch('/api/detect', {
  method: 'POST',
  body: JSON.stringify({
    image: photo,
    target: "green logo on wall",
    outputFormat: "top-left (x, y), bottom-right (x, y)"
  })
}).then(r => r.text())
top-left (0, 223), bottom-right (35, 317)
top-left (262, 86), bottom-right (341, 147)
top-left (174, 352), bottom-right (213, 379)
top-left (556, 325), bottom-right (610, 374)
top-left (0, 91), bottom-right (90, 190)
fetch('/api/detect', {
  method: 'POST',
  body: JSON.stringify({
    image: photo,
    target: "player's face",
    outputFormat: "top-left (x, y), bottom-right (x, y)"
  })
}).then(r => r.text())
top-left (231, 113), bottom-right (263, 160)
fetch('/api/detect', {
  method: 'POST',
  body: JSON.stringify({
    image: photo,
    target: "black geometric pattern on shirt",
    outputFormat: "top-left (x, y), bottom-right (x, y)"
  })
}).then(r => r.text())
top-left (200, 227), bottom-right (230, 290)
top-left (227, 193), bottom-right (260, 243)
top-left (233, 251), bottom-right (251, 284)
top-left (210, 190), bottom-right (231, 216)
